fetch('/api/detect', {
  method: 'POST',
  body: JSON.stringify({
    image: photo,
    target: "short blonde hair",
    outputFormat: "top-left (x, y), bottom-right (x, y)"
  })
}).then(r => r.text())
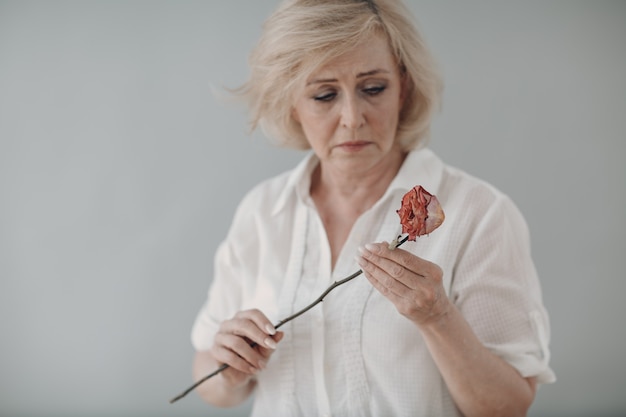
top-left (236, 0), bottom-right (442, 151)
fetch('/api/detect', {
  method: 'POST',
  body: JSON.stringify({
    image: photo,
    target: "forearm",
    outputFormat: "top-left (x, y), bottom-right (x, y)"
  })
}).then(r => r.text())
top-left (192, 350), bottom-right (256, 407)
top-left (419, 303), bottom-right (536, 417)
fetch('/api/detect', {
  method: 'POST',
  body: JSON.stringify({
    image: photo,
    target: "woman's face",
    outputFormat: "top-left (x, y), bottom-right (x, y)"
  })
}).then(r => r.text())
top-left (292, 34), bottom-right (406, 176)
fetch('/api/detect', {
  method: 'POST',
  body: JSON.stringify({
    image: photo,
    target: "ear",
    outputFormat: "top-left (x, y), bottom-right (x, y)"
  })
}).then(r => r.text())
top-left (399, 69), bottom-right (410, 107)
top-left (291, 106), bottom-right (300, 123)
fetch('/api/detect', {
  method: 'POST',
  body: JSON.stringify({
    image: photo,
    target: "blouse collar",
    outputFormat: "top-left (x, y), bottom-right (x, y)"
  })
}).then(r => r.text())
top-left (271, 147), bottom-right (445, 216)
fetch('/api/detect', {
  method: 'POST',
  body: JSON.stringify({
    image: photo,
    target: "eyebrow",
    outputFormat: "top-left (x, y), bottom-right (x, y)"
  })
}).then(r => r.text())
top-left (306, 69), bottom-right (390, 86)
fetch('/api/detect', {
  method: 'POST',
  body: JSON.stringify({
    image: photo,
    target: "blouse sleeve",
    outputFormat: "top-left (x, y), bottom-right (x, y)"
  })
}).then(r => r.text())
top-left (190, 190), bottom-right (260, 351)
top-left (450, 192), bottom-right (556, 384)
top-left (190, 240), bottom-right (243, 351)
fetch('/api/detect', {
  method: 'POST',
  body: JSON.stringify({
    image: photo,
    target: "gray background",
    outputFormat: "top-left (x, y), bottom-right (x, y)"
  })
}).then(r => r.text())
top-left (1, 1), bottom-right (625, 416)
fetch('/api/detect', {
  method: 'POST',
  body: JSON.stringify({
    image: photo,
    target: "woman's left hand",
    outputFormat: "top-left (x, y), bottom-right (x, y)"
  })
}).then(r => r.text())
top-left (357, 242), bottom-right (450, 326)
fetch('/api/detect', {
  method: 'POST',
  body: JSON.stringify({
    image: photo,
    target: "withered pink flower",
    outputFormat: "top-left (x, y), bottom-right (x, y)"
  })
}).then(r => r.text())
top-left (396, 185), bottom-right (445, 241)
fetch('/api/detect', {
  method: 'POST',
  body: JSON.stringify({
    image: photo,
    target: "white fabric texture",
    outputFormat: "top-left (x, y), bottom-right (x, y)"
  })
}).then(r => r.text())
top-left (191, 148), bottom-right (555, 417)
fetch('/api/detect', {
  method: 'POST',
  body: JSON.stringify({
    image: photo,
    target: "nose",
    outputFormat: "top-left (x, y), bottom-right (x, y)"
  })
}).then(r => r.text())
top-left (340, 94), bottom-right (365, 130)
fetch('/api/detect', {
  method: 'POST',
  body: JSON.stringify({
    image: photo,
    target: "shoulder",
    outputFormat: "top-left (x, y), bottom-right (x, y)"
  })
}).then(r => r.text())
top-left (235, 152), bottom-right (314, 216)
top-left (442, 165), bottom-right (501, 204)
top-left (436, 162), bottom-right (528, 237)
top-left (237, 169), bottom-right (294, 213)
top-left (227, 154), bottom-right (314, 242)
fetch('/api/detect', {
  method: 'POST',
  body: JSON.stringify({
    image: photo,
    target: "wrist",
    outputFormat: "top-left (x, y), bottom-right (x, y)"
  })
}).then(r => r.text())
top-left (415, 298), bottom-right (455, 332)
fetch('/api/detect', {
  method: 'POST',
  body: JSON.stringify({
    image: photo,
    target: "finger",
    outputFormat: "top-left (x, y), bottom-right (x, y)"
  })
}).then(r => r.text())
top-left (378, 243), bottom-right (443, 278)
top-left (221, 316), bottom-right (277, 350)
top-left (356, 253), bottom-right (411, 301)
top-left (213, 333), bottom-right (266, 372)
top-left (363, 243), bottom-right (442, 285)
top-left (357, 254), bottom-right (446, 322)
top-left (236, 309), bottom-right (278, 336)
top-left (357, 245), bottom-right (418, 292)
top-left (235, 309), bottom-right (278, 348)
top-left (256, 331), bottom-right (284, 359)
top-left (360, 264), bottom-right (410, 302)
top-left (211, 339), bottom-right (259, 374)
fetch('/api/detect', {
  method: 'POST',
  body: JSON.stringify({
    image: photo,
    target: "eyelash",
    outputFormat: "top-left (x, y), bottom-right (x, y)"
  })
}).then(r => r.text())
top-left (364, 85), bottom-right (386, 96)
top-left (313, 85), bottom-right (387, 102)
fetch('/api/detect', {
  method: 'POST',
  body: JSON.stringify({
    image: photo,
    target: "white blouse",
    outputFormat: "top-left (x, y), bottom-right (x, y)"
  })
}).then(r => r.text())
top-left (191, 148), bottom-right (555, 417)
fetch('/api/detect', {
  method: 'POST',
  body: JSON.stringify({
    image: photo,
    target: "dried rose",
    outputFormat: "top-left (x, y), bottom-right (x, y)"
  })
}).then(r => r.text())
top-left (396, 185), bottom-right (445, 241)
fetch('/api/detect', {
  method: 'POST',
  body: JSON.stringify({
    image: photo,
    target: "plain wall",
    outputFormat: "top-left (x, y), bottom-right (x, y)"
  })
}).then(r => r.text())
top-left (1, 1), bottom-right (625, 416)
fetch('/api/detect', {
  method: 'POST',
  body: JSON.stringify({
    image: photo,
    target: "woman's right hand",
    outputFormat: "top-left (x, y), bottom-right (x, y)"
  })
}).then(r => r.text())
top-left (209, 309), bottom-right (284, 389)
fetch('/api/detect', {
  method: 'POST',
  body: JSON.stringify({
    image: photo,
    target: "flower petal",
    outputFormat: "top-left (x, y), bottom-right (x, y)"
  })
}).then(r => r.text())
top-left (396, 185), bottom-right (445, 240)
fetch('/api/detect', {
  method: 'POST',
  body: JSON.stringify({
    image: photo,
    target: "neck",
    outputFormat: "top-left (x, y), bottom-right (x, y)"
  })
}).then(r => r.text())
top-left (311, 150), bottom-right (407, 213)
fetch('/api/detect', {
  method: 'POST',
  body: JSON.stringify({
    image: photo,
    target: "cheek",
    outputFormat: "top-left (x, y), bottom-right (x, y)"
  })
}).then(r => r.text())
top-left (302, 121), bottom-right (332, 149)
top-left (372, 110), bottom-right (399, 139)
top-left (295, 102), bottom-right (321, 128)
top-left (298, 108), bottom-right (337, 140)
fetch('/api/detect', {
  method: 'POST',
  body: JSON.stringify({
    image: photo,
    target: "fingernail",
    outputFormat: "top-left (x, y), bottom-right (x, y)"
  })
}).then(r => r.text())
top-left (264, 338), bottom-right (277, 349)
top-left (265, 324), bottom-right (276, 335)
top-left (365, 243), bottom-right (378, 252)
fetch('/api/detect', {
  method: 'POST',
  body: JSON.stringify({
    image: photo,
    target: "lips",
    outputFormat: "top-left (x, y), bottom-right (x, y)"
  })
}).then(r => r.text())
top-left (336, 140), bottom-right (371, 151)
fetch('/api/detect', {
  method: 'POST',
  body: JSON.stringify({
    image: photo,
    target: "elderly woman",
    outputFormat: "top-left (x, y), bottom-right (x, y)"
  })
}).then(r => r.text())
top-left (190, 0), bottom-right (555, 416)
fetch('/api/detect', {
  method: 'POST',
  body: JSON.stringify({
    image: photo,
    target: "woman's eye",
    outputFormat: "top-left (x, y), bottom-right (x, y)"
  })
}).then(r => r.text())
top-left (313, 92), bottom-right (336, 102)
top-left (363, 85), bottom-right (386, 96)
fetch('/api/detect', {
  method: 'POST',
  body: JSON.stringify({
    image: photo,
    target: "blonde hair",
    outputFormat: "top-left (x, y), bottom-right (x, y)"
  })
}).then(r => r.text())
top-left (236, 0), bottom-right (442, 151)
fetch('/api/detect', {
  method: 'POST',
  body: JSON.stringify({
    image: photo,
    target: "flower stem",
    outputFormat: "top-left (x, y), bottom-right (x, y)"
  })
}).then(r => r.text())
top-left (169, 235), bottom-right (409, 404)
